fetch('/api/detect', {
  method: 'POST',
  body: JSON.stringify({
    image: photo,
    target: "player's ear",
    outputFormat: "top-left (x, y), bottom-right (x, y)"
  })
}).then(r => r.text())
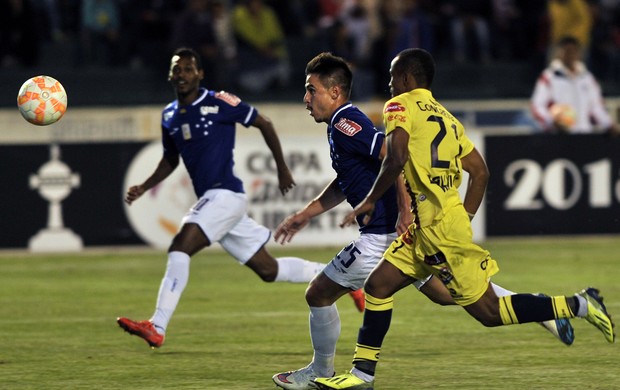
top-left (331, 86), bottom-right (339, 100)
top-left (198, 69), bottom-right (205, 80)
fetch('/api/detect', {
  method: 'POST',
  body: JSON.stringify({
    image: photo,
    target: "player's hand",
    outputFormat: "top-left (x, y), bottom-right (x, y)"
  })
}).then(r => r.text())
top-left (125, 185), bottom-right (145, 205)
top-left (274, 212), bottom-right (309, 244)
top-left (340, 200), bottom-right (376, 228)
top-left (395, 209), bottom-right (413, 235)
top-left (277, 168), bottom-right (296, 196)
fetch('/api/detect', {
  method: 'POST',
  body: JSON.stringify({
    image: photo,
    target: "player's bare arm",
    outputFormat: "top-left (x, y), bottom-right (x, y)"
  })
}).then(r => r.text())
top-left (341, 127), bottom-right (410, 227)
top-left (275, 178), bottom-right (346, 244)
top-left (460, 147), bottom-right (489, 219)
top-left (252, 113), bottom-right (296, 195)
top-left (378, 141), bottom-right (413, 234)
top-left (394, 174), bottom-right (413, 235)
top-left (125, 155), bottom-right (179, 205)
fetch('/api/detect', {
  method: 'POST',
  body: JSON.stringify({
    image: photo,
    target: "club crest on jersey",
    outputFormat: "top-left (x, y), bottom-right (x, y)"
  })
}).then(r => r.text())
top-left (215, 91), bottom-right (241, 106)
top-left (200, 105), bottom-right (219, 115)
top-left (334, 118), bottom-right (362, 136)
top-left (384, 102), bottom-right (405, 113)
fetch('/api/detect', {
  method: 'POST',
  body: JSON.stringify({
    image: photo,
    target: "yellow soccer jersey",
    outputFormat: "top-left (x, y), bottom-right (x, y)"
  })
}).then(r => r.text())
top-left (383, 88), bottom-right (474, 228)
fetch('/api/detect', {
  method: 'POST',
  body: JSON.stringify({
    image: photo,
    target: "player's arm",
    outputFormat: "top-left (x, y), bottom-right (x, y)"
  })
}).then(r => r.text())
top-left (530, 74), bottom-right (554, 131)
top-left (125, 154), bottom-right (179, 205)
top-left (341, 127), bottom-right (409, 227)
top-left (460, 147), bottom-right (489, 219)
top-left (275, 178), bottom-right (346, 244)
top-left (252, 113), bottom-right (296, 195)
top-left (377, 137), bottom-right (413, 233)
top-left (394, 174), bottom-right (413, 234)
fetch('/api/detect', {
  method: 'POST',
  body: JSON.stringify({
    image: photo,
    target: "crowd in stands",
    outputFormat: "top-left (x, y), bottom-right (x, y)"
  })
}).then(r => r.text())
top-left (1, 0), bottom-right (619, 99)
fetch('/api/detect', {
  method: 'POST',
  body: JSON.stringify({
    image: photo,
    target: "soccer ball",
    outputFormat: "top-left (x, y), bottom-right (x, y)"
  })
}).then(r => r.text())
top-left (17, 75), bottom-right (68, 126)
top-left (549, 103), bottom-right (576, 129)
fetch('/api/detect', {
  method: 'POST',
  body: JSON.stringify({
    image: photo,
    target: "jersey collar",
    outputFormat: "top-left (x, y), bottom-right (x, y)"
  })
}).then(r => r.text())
top-left (330, 102), bottom-right (353, 127)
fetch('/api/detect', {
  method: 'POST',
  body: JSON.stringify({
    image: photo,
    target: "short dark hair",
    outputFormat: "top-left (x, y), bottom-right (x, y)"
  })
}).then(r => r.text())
top-left (305, 52), bottom-right (353, 99)
top-left (172, 47), bottom-right (203, 70)
top-left (557, 35), bottom-right (580, 47)
top-left (394, 48), bottom-right (435, 88)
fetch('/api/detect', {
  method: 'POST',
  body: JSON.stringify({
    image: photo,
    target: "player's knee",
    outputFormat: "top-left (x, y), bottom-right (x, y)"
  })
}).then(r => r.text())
top-left (305, 289), bottom-right (320, 306)
top-left (257, 269), bottom-right (277, 283)
top-left (364, 278), bottom-right (389, 299)
top-left (304, 282), bottom-right (338, 307)
top-left (474, 313), bottom-right (503, 327)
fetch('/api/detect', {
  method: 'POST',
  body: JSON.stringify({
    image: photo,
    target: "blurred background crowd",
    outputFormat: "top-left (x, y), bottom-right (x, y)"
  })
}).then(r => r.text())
top-left (1, 0), bottom-right (620, 105)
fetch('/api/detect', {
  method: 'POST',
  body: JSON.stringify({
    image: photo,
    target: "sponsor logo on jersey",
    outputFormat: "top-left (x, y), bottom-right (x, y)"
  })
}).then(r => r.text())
top-left (334, 118), bottom-right (362, 136)
top-left (215, 91), bottom-right (241, 106)
top-left (386, 114), bottom-right (406, 123)
top-left (200, 105), bottom-right (219, 115)
top-left (384, 102), bottom-right (405, 113)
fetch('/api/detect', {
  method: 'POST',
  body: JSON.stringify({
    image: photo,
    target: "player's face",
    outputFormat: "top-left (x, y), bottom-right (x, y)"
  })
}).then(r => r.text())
top-left (388, 56), bottom-right (406, 97)
top-left (304, 73), bottom-right (336, 123)
top-left (168, 55), bottom-right (204, 98)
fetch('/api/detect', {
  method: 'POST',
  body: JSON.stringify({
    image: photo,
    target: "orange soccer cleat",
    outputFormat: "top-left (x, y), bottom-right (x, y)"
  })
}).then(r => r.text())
top-left (117, 317), bottom-right (165, 348)
top-left (348, 289), bottom-right (365, 312)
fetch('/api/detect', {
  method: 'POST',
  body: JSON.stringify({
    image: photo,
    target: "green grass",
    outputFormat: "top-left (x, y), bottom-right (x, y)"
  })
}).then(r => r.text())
top-left (0, 237), bottom-right (618, 389)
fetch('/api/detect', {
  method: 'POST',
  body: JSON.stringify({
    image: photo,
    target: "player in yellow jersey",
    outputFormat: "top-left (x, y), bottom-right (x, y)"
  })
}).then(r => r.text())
top-left (314, 48), bottom-right (615, 390)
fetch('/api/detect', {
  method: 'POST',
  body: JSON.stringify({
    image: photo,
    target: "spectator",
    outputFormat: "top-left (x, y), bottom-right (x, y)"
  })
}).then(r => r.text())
top-left (232, 0), bottom-right (290, 93)
top-left (0, 0), bottom-right (43, 67)
top-left (79, 0), bottom-right (121, 67)
top-left (530, 35), bottom-right (620, 134)
top-left (441, 0), bottom-right (493, 64)
top-left (546, 0), bottom-right (593, 58)
top-left (372, 0), bottom-right (434, 97)
top-left (489, 0), bottom-right (520, 60)
top-left (587, 0), bottom-right (620, 83)
top-left (210, 0), bottom-right (238, 91)
top-left (168, 0), bottom-right (218, 88)
top-left (120, 0), bottom-right (183, 70)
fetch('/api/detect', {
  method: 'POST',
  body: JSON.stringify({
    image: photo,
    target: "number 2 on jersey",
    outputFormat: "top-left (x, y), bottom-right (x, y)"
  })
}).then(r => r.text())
top-left (427, 115), bottom-right (458, 169)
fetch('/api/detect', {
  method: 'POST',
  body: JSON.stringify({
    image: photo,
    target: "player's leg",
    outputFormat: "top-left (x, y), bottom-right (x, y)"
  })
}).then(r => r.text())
top-left (273, 273), bottom-right (348, 389)
top-left (465, 284), bottom-right (615, 343)
top-left (221, 212), bottom-right (325, 283)
top-left (274, 234), bottom-right (394, 390)
top-left (436, 207), bottom-right (613, 342)
top-left (490, 283), bottom-right (575, 345)
top-left (245, 246), bottom-right (325, 283)
top-left (117, 223), bottom-right (209, 348)
top-left (118, 189), bottom-right (241, 348)
top-left (314, 257), bottom-right (416, 389)
top-left (417, 274), bottom-right (575, 345)
top-left (417, 274), bottom-right (454, 305)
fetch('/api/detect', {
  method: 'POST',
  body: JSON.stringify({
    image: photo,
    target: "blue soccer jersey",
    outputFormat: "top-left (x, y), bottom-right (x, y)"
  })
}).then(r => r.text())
top-left (328, 103), bottom-right (398, 234)
top-left (161, 88), bottom-right (258, 197)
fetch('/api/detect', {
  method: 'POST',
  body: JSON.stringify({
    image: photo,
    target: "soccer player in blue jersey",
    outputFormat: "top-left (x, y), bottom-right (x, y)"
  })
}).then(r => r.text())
top-left (116, 47), bottom-right (334, 349)
top-left (272, 52), bottom-right (575, 390)
top-left (313, 48), bottom-right (615, 390)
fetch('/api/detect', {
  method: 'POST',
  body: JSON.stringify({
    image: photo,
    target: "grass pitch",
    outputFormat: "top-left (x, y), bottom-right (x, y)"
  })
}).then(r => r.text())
top-left (0, 237), bottom-right (618, 389)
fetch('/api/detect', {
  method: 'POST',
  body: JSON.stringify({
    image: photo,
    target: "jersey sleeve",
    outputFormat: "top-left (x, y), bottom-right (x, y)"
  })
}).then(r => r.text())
top-left (383, 97), bottom-right (410, 136)
top-left (214, 91), bottom-right (258, 127)
top-left (458, 131), bottom-right (475, 158)
top-left (161, 125), bottom-right (178, 159)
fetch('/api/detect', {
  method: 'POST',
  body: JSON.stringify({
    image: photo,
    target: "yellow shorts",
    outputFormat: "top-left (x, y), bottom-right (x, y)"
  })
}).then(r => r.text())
top-left (384, 205), bottom-right (499, 306)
